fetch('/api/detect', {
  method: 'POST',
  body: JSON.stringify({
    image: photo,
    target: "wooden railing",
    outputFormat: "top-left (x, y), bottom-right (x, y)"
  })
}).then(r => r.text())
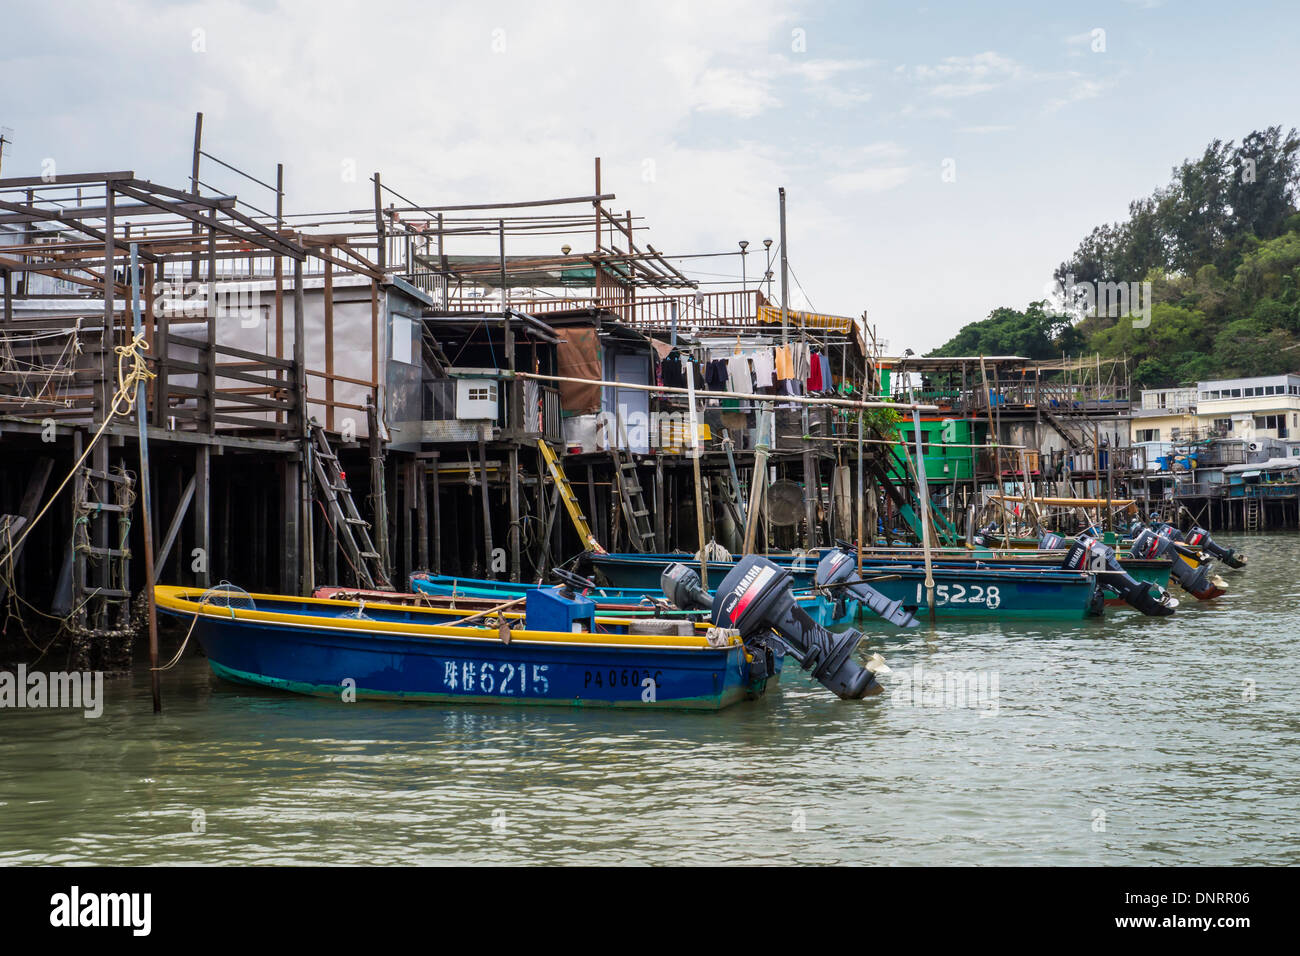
top-left (445, 289), bottom-right (784, 332)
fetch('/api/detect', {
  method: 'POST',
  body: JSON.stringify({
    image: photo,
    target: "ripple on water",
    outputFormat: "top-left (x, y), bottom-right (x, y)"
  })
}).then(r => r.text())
top-left (0, 533), bottom-right (1297, 864)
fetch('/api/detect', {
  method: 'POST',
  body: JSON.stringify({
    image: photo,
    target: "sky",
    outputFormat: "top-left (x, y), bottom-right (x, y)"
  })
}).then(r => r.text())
top-left (1, 0), bottom-right (1297, 352)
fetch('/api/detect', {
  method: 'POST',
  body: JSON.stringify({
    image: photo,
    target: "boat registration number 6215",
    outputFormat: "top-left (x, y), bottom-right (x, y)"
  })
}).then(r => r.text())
top-left (444, 661), bottom-right (550, 695)
top-left (915, 583), bottom-right (1001, 608)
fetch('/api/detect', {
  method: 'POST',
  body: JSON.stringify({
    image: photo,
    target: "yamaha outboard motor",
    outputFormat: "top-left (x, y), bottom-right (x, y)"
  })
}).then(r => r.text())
top-left (814, 549), bottom-right (919, 628)
top-left (1130, 527), bottom-right (1226, 600)
top-left (662, 559), bottom-right (884, 699)
top-left (1057, 533), bottom-right (1178, 616)
top-left (1183, 526), bottom-right (1247, 569)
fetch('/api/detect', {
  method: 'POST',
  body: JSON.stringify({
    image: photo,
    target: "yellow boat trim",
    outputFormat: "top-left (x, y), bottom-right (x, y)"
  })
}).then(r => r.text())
top-left (154, 586), bottom-right (735, 650)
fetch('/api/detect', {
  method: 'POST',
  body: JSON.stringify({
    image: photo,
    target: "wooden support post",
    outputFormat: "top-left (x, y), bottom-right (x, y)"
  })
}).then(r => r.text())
top-left (508, 446), bottom-right (521, 582)
top-left (279, 455), bottom-right (299, 590)
top-left (129, 243), bottom-right (162, 711)
top-left (194, 445), bottom-right (210, 588)
top-left (586, 464), bottom-right (599, 553)
top-left (293, 257), bottom-right (312, 594)
top-left (654, 456), bottom-right (666, 551)
top-left (478, 427), bottom-right (494, 577)
top-left (368, 400), bottom-right (390, 582)
top-left (205, 216), bottom-right (217, 436)
top-left (430, 452), bottom-right (441, 575)
top-left (802, 448), bottom-right (817, 550)
top-left (416, 461), bottom-right (429, 573)
top-left (324, 258), bottom-right (335, 432)
top-left (401, 459), bottom-right (413, 586)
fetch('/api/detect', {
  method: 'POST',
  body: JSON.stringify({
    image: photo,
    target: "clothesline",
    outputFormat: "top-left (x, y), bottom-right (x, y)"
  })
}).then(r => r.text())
top-left (510, 370), bottom-right (939, 413)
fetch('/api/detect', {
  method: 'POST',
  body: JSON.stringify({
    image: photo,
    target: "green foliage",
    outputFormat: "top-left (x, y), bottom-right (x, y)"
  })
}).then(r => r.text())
top-left (863, 404), bottom-right (902, 437)
top-left (929, 127), bottom-right (1300, 387)
top-left (928, 300), bottom-right (1079, 359)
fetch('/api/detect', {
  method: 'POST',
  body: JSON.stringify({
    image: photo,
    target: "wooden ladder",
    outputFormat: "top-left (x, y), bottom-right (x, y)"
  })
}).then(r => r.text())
top-left (309, 420), bottom-right (390, 589)
top-left (608, 440), bottom-right (656, 554)
top-left (66, 463), bottom-right (136, 641)
top-left (536, 439), bottom-right (605, 554)
top-left (1244, 496), bottom-right (1261, 533)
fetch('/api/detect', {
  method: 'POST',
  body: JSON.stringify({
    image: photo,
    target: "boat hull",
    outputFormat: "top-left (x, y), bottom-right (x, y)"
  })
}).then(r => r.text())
top-left (158, 589), bottom-right (766, 711)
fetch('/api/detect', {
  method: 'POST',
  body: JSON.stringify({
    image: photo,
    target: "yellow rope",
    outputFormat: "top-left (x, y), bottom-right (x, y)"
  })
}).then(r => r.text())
top-left (0, 333), bottom-right (156, 566)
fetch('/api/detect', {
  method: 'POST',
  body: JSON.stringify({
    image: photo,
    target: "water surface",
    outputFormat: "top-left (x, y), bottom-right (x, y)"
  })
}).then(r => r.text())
top-left (1, 533), bottom-right (1296, 865)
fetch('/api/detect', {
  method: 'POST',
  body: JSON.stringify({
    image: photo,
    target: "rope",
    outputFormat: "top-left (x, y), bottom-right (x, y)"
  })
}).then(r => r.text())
top-left (0, 333), bottom-right (155, 567)
top-left (152, 581), bottom-right (245, 671)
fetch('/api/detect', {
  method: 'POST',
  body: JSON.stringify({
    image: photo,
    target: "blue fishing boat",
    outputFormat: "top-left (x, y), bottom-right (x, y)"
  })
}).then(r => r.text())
top-left (156, 585), bottom-right (773, 710)
top-left (158, 554), bottom-right (892, 710)
top-left (589, 552), bottom-right (1104, 622)
top-left (405, 570), bottom-right (832, 620)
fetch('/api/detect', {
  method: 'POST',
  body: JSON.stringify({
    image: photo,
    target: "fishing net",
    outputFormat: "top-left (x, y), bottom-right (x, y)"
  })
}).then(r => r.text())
top-left (199, 581), bottom-right (256, 613)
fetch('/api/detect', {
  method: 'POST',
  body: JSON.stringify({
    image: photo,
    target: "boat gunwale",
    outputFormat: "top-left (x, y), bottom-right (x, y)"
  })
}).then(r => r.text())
top-left (154, 586), bottom-right (738, 652)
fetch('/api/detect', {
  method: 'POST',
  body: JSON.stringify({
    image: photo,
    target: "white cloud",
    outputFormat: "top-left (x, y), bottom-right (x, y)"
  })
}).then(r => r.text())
top-left (912, 51), bottom-right (1024, 98)
top-left (826, 167), bottom-right (911, 192)
top-left (1045, 75), bottom-right (1118, 112)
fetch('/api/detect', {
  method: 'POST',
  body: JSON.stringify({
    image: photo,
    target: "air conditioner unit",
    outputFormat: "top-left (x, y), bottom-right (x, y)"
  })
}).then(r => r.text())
top-left (1248, 441), bottom-right (1261, 452)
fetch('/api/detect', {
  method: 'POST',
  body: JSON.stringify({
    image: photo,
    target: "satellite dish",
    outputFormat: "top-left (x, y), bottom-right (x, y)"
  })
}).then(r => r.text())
top-left (766, 479), bottom-right (805, 526)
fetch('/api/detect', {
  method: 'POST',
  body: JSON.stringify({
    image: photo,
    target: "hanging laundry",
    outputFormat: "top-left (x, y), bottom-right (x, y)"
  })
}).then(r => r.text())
top-left (705, 358), bottom-right (729, 391)
top-left (661, 351), bottom-right (687, 389)
top-left (807, 351), bottom-right (823, 392)
top-left (774, 344), bottom-right (794, 381)
top-left (792, 342), bottom-right (811, 382)
top-left (818, 352), bottom-right (833, 394)
top-left (751, 349), bottom-right (775, 389)
top-left (727, 355), bottom-right (754, 394)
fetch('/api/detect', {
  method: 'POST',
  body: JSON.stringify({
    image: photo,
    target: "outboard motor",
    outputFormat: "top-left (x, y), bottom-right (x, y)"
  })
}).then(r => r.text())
top-left (661, 562), bottom-right (715, 612)
top-left (1183, 526), bottom-right (1247, 569)
top-left (663, 559), bottom-right (884, 700)
top-left (814, 549), bottom-right (918, 628)
top-left (1060, 534), bottom-right (1178, 616)
top-left (1130, 527), bottom-right (1226, 600)
top-left (972, 521), bottom-right (999, 547)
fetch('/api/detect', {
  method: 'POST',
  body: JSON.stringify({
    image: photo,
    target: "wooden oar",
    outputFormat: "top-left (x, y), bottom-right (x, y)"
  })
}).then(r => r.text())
top-left (442, 596), bottom-right (526, 628)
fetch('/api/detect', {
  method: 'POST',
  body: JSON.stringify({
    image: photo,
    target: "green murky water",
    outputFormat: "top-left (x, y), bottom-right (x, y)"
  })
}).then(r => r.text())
top-left (1, 533), bottom-right (1296, 865)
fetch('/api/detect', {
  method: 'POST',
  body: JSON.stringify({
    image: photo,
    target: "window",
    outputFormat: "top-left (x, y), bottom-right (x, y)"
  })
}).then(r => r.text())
top-left (1255, 414), bottom-right (1284, 430)
top-left (391, 315), bottom-right (413, 365)
top-left (467, 386), bottom-right (496, 402)
top-left (1214, 418), bottom-right (1232, 434)
top-left (1136, 428), bottom-right (1160, 442)
top-left (898, 431), bottom-right (930, 456)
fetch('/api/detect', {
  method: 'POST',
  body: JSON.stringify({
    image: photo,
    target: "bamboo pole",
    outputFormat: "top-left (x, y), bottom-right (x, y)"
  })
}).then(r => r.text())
top-left (510, 370), bottom-right (937, 413)
top-left (131, 243), bottom-right (162, 713)
top-left (687, 363), bottom-right (708, 588)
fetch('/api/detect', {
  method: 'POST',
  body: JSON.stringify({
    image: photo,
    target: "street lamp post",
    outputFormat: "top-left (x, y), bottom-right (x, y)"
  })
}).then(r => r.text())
top-left (763, 238), bottom-right (773, 302)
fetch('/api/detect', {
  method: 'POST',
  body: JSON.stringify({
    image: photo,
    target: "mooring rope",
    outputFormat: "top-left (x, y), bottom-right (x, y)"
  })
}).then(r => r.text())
top-left (0, 333), bottom-right (155, 568)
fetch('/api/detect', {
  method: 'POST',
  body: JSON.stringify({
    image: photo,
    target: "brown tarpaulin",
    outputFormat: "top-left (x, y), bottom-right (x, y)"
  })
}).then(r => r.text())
top-left (556, 325), bottom-right (602, 414)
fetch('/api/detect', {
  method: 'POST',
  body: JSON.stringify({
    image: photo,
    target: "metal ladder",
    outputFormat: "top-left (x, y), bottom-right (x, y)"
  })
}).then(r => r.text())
top-left (536, 439), bottom-right (606, 554)
top-left (607, 438), bottom-right (656, 554)
top-left (309, 421), bottom-right (390, 589)
top-left (1244, 496), bottom-right (1261, 533)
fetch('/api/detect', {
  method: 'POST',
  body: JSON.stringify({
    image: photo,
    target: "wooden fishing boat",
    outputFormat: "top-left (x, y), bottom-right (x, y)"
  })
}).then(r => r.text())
top-left (588, 549), bottom-right (1171, 601)
top-left (586, 553), bottom-right (1104, 622)
top-left (400, 572), bottom-right (843, 626)
top-left (811, 564), bottom-right (1104, 623)
top-left (155, 585), bottom-right (776, 711)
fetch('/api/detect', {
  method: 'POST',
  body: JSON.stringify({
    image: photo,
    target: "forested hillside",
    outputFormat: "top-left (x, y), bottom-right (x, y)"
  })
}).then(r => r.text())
top-left (929, 127), bottom-right (1300, 388)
